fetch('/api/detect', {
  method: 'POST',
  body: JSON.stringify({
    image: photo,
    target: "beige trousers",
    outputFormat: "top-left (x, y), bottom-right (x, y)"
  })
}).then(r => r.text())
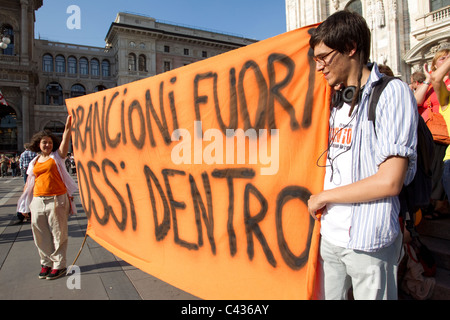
top-left (30, 193), bottom-right (70, 270)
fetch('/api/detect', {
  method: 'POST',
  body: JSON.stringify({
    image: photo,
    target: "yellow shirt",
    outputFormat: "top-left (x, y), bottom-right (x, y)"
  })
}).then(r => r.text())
top-left (440, 102), bottom-right (450, 162)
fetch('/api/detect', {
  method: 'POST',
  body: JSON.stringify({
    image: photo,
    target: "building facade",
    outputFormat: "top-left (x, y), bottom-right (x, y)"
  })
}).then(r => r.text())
top-left (285, 0), bottom-right (450, 80)
top-left (0, 3), bottom-right (255, 155)
top-left (0, 0), bottom-right (42, 155)
top-left (105, 12), bottom-right (254, 86)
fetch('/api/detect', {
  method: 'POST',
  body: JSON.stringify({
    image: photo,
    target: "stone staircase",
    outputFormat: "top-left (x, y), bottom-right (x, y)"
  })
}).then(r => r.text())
top-left (415, 215), bottom-right (450, 300)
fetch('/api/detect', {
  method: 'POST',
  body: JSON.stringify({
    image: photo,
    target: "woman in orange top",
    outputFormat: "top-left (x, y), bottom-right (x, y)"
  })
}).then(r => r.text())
top-left (17, 115), bottom-right (78, 280)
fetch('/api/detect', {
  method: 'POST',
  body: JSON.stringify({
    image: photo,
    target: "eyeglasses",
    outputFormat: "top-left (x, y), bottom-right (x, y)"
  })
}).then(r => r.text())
top-left (313, 49), bottom-right (336, 66)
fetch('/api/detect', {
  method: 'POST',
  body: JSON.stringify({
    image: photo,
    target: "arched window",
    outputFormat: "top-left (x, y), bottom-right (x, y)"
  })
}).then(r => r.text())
top-left (55, 55), bottom-right (66, 73)
top-left (94, 85), bottom-right (107, 92)
top-left (128, 53), bottom-right (136, 71)
top-left (0, 24), bottom-right (14, 56)
top-left (138, 54), bottom-right (146, 72)
top-left (70, 84), bottom-right (86, 97)
top-left (91, 58), bottom-right (100, 76)
top-left (102, 59), bottom-right (111, 77)
top-left (68, 56), bottom-right (77, 74)
top-left (80, 57), bottom-right (89, 75)
top-left (46, 82), bottom-right (63, 105)
top-left (43, 54), bottom-right (54, 72)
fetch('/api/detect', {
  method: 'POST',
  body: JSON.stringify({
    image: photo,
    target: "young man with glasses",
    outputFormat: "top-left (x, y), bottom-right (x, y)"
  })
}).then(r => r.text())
top-left (307, 10), bottom-right (418, 300)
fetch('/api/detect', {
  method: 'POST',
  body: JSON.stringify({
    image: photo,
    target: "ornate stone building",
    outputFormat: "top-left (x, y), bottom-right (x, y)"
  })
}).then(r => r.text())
top-left (0, 0), bottom-right (42, 154)
top-left (0, 3), bottom-right (255, 155)
top-left (285, 0), bottom-right (450, 80)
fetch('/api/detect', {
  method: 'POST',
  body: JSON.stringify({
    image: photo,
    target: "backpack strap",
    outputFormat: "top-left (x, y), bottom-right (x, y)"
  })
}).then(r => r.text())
top-left (368, 75), bottom-right (397, 126)
top-left (367, 75), bottom-right (409, 223)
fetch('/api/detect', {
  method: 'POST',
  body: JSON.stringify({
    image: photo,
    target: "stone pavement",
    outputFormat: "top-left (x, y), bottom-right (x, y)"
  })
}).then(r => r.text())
top-left (0, 175), bottom-right (200, 300)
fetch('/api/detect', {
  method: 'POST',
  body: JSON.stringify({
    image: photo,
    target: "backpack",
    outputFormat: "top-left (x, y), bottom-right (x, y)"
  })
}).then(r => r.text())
top-left (367, 75), bottom-right (434, 228)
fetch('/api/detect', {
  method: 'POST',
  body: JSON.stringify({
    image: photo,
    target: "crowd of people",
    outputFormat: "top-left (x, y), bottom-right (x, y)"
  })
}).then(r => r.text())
top-left (430, 48), bottom-right (450, 217)
top-left (409, 47), bottom-right (450, 220)
top-left (1, 152), bottom-right (31, 179)
top-left (1, 145), bottom-right (76, 180)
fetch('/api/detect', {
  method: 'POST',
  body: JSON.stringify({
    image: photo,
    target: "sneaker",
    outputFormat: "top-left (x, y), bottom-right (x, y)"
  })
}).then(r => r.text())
top-left (39, 266), bottom-right (51, 279)
top-left (46, 268), bottom-right (67, 280)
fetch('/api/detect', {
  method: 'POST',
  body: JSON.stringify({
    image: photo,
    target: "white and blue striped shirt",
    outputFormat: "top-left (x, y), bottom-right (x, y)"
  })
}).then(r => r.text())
top-left (337, 64), bottom-right (418, 252)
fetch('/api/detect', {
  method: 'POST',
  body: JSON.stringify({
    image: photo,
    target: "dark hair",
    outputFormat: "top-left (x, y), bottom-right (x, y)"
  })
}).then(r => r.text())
top-left (309, 10), bottom-right (371, 64)
top-left (378, 64), bottom-right (394, 77)
top-left (28, 130), bottom-right (60, 153)
top-left (309, 10), bottom-right (371, 114)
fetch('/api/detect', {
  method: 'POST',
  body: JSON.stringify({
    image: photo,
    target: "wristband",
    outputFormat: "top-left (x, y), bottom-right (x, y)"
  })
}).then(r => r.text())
top-left (423, 81), bottom-right (431, 85)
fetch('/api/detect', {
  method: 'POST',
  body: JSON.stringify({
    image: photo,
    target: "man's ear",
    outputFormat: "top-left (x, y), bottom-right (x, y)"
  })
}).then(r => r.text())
top-left (348, 42), bottom-right (357, 57)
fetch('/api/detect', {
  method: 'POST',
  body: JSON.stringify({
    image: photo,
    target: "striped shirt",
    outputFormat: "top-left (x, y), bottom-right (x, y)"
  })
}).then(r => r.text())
top-left (335, 63), bottom-right (418, 252)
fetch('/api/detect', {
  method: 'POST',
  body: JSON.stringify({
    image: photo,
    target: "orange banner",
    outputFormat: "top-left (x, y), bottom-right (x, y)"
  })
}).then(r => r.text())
top-left (66, 24), bottom-right (330, 300)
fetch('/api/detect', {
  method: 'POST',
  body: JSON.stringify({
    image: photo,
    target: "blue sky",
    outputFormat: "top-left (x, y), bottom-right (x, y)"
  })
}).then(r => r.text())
top-left (35, 0), bottom-right (287, 47)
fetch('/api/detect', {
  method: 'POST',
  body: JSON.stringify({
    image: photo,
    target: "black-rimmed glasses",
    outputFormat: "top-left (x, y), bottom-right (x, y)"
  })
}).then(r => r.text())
top-left (313, 49), bottom-right (336, 66)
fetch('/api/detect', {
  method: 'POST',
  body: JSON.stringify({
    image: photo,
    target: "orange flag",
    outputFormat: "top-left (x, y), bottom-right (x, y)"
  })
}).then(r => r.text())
top-left (66, 23), bottom-right (330, 300)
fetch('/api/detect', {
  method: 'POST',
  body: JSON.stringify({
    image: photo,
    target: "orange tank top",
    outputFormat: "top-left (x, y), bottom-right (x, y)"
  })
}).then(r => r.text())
top-left (33, 158), bottom-right (67, 197)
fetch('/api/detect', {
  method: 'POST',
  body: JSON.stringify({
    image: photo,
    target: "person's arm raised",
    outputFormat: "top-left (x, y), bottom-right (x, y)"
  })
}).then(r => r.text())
top-left (431, 56), bottom-right (450, 110)
top-left (58, 115), bottom-right (72, 158)
top-left (414, 64), bottom-right (432, 106)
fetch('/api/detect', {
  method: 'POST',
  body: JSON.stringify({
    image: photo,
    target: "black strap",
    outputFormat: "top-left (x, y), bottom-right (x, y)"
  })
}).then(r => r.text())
top-left (368, 75), bottom-right (397, 124)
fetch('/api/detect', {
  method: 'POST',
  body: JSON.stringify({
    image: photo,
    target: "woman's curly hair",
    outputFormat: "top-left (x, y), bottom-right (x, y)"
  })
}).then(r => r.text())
top-left (28, 130), bottom-right (61, 153)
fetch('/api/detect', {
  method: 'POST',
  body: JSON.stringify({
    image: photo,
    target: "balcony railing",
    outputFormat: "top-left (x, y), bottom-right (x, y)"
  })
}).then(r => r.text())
top-left (413, 5), bottom-right (450, 39)
top-left (0, 54), bottom-right (19, 64)
top-left (429, 5), bottom-right (450, 22)
top-left (421, 5), bottom-right (450, 25)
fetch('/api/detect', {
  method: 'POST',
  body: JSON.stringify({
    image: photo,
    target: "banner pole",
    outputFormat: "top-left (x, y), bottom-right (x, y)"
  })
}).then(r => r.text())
top-left (67, 231), bottom-right (88, 275)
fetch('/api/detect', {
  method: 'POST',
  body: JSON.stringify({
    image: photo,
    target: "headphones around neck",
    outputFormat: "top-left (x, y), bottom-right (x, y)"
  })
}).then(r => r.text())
top-left (331, 86), bottom-right (359, 109)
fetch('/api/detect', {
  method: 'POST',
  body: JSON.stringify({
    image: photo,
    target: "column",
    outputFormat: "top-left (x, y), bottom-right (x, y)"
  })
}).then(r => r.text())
top-left (20, 0), bottom-right (29, 64)
top-left (21, 87), bottom-right (30, 143)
